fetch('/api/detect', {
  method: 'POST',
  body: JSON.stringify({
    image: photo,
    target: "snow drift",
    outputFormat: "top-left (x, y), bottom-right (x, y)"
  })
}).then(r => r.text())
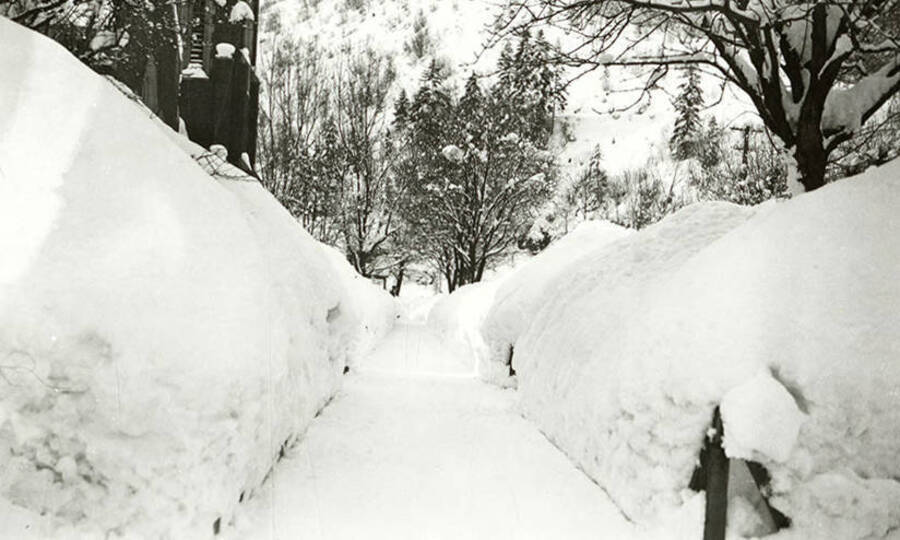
top-left (0, 18), bottom-right (394, 538)
top-left (481, 220), bottom-right (632, 383)
top-left (512, 162), bottom-right (900, 537)
top-left (426, 281), bottom-right (500, 376)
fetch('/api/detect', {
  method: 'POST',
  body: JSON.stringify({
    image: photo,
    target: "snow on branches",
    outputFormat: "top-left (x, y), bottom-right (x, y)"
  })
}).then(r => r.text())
top-left (492, 0), bottom-right (900, 191)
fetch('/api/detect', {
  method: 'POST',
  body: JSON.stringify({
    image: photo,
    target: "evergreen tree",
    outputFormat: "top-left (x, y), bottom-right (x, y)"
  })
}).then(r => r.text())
top-left (669, 66), bottom-right (705, 161)
top-left (458, 73), bottom-right (486, 147)
top-left (409, 59), bottom-right (453, 147)
top-left (397, 67), bottom-right (557, 292)
top-left (496, 42), bottom-right (516, 89)
top-left (393, 89), bottom-right (410, 129)
top-left (493, 31), bottom-right (566, 145)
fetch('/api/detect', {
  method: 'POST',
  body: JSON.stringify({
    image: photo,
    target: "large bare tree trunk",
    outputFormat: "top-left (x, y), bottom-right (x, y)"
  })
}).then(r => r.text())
top-left (793, 132), bottom-right (828, 192)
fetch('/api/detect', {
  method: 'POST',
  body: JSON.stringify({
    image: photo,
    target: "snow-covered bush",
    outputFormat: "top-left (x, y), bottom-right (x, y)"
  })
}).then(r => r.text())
top-left (481, 220), bottom-right (631, 384)
top-left (513, 161), bottom-right (900, 537)
top-left (0, 19), bottom-right (393, 538)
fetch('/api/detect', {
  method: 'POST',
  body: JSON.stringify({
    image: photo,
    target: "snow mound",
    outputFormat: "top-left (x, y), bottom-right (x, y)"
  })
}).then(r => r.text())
top-left (0, 18), bottom-right (393, 537)
top-left (481, 220), bottom-right (631, 383)
top-left (720, 370), bottom-right (806, 464)
top-left (229, 1), bottom-right (255, 23)
top-left (513, 160), bottom-right (900, 537)
top-left (426, 281), bottom-right (500, 376)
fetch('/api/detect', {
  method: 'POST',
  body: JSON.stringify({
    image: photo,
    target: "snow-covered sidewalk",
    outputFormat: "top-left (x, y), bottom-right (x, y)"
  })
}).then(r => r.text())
top-left (227, 324), bottom-right (635, 539)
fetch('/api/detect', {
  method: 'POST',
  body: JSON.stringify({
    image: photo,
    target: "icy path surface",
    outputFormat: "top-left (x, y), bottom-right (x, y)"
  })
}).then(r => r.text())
top-left (228, 324), bottom-right (635, 539)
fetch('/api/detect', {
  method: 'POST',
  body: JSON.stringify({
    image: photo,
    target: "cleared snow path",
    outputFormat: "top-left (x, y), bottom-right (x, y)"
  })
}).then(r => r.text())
top-left (228, 324), bottom-right (636, 539)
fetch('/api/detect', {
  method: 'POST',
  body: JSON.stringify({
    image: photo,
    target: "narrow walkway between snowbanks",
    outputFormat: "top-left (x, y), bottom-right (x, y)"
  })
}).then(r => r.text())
top-left (227, 325), bottom-right (635, 539)
top-left (360, 323), bottom-right (476, 376)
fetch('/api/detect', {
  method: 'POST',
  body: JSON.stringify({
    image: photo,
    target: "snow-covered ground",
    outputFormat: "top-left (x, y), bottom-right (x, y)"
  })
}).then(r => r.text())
top-left (361, 324), bottom-right (474, 376)
top-left (427, 159), bottom-right (900, 538)
top-left (0, 18), bottom-right (394, 537)
top-left (226, 323), bottom-right (637, 540)
top-left (6, 4), bottom-right (900, 538)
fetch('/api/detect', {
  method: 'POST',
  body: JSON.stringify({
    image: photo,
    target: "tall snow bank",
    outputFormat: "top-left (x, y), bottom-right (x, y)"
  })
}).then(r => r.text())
top-left (481, 220), bottom-right (631, 383)
top-left (515, 163), bottom-right (900, 537)
top-left (317, 244), bottom-right (398, 368)
top-left (0, 18), bottom-right (393, 538)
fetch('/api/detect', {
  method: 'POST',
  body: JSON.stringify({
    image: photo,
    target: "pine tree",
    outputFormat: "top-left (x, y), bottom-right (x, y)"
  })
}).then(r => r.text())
top-left (493, 32), bottom-right (566, 145)
top-left (393, 89), bottom-right (410, 129)
top-left (409, 59), bottom-right (453, 153)
top-left (497, 42), bottom-right (516, 90)
top-left (670, 66), bottom-right (705, 161)
top-left (458, 73), bottom-right (486, 147)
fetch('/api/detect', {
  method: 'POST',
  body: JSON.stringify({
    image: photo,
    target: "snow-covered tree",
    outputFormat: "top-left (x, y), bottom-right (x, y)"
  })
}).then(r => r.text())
top-left (492, 0), bottom-right (900, 192)
top-left (558, 145), bottom-right (614, 224)
top-left (257, 39), bottom-right (406, 278)
top-left (257, 37), bottom-right (341, 243)
top-left (405, 10), bottom-right (433, 59)
top-left (690, 124), bottom-right (789, 205)
top-left (393, 89), bottom-right (410, 129)
top-left (494, 30), bottom-right (567, 146)
top-left (330, 47), bottom-right (406, 278)
top-left (669, 65), bottom-right (705, 161)
top-left (397, 60), bottom-right (560, 291)
top-left (615, 167), bottom-right (681, 230)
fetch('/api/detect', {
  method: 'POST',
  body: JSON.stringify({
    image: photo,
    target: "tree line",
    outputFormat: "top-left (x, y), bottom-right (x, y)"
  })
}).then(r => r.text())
top-left (258, 31), bottom-right (565, 293)
top-left (9, 1), bottom-right (900, 291)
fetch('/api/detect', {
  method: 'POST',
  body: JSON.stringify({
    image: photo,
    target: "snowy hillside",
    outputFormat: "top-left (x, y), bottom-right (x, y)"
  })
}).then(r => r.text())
top-left (0, 18), bottom-right (394, 538)
top-left (261, 0), bottom-right (497, 88)
top-left (260, 0), bottom-right (754, 177)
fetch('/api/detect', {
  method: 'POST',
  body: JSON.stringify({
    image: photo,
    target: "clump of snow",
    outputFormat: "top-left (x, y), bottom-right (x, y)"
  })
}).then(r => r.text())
top-left (210, 143), bottom-right (228, 159)
top-left (0, 19), bottom-right (393, 537)
top-left (88, 30), bottom-right (117, 51)
top-left (441, 144), bottom-right (465, 163)
top-left (509, 159), bottom-right (900, 536)
top-left (720, 370), bottom-right (806, 463)
top-left (229, 1), bottom-right (255, 23)
top-left (481, 220), bottom-right (631, 382)
top-left (215, 42), bottom-right (236, 58)
top-left (181, 62), bottom-right (208, 79)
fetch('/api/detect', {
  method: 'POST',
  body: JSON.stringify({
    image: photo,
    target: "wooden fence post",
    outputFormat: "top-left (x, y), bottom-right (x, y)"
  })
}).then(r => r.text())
top-left (702, 407), bottom-right (729, 540)
top-left (690, 405), bottom-right (794, 539)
